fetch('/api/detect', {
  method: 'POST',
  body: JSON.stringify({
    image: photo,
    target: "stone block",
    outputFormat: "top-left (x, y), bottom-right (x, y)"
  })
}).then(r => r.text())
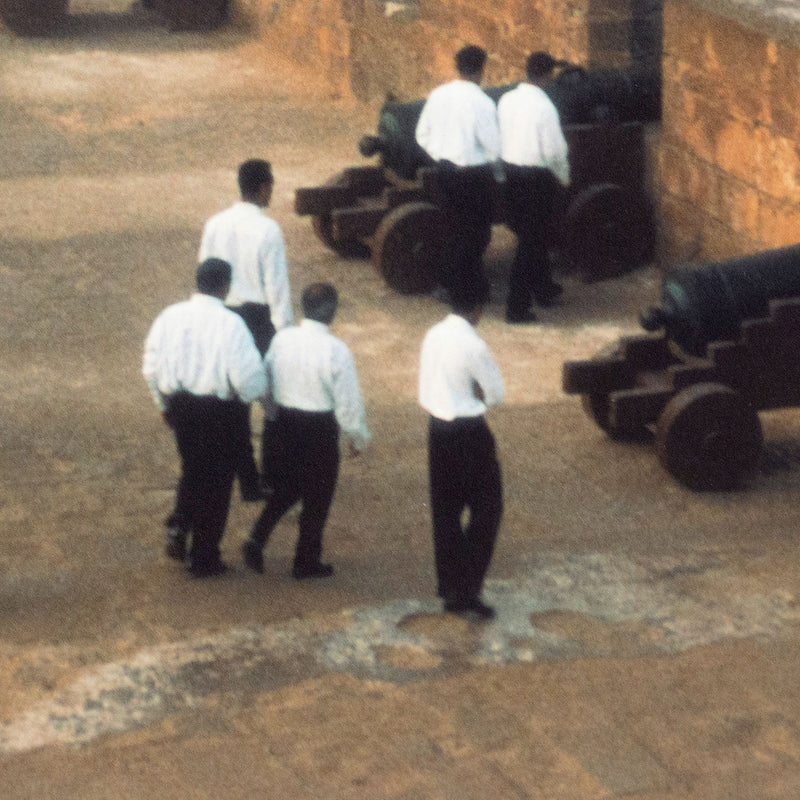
top-left (700, 216), bottom-right (758, 262)
top-left (757, 134), bottom-right (800, 205)
top-left (764, 42), bottom-right (800, 140)
top-left (759, 197), bottom-right (800, 248)
top-left (714, 118), bottom-right (759, 184)
top-left (681, 93), bottom-right (724, 164)
top-left (716, 174), bottom-right (760, 239)
top-left (655, 193), bottom-right (706, 266)
top-left (664, 0), bottom-right (709, 72)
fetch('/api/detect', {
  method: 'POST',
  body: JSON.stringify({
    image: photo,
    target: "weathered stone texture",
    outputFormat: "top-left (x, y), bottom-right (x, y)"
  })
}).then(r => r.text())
top-left (657, 0), bottom-right (800, 263)
top-left (234, 0), bottom-right (661, 103)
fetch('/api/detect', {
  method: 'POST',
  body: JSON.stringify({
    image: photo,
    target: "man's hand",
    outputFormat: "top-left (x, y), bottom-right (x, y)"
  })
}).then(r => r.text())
top-left (348, 441), bottom-right (362, 459)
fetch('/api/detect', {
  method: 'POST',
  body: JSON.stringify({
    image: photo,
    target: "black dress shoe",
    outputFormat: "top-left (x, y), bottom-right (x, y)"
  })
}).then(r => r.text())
top-left (292, 562), bottom-right (334, 580)
top-left (467, 598), bottom-right (496, 619)
top-left (187, 560), bottom-right (228, 579)
top-left (242, 539), bottom-right (264, 574)
top-left (443, 598), bottom-right (471, 614)
top-left (505, 309), bottom-right (538, 324)
top-left (444, 596), bottom-right (495, 620)
top-left (165, 527), bottom-right (188, 561)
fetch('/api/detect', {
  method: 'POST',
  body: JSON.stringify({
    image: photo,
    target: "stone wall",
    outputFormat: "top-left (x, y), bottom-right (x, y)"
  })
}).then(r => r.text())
top-left (657, 0), bottom-right (800, 264)
top-left (233, 0), bottom-right (662, 104)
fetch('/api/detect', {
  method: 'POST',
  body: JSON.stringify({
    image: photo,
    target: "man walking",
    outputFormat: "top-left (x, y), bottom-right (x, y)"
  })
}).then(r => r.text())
top-left (498, 51), bottom-right (570, 323)
top-left (199, 158), bottom-right (293, 500)
top-left (418, 282), bottom-right (505, 619)
top-left (415, 44), bottom-right (501, 301)
top-left (143, 258), bottom-right (267, 578)
top-left (242, 283), bottom-right (370, 579)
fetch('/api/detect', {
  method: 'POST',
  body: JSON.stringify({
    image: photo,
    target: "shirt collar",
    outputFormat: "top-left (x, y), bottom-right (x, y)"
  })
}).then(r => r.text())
top-left (300, 318), bottom-right (329, 332)
top-left (191, 293), bottom-right (226, 307)
top-left (235, 200), bottom-right (263, 213)
top-left (445, 313), bottom-right (475, 329)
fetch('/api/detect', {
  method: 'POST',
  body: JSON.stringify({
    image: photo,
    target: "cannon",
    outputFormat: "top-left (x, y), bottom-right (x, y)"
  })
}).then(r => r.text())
top-left (0, 0), bottom-right (67, 34)
top-left (562, 243), bottom-right (800, 491)
top-left (0, 0), bottom-right (228, 34)
top-left (295, 66), bottom-right (660, 293)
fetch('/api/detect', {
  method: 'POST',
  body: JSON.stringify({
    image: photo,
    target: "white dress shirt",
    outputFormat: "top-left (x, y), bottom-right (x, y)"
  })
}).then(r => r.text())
top-left (415, 79), bottom-right (501, 167)
top-left (498, 82), bottom-right (570, 186)
top-left (199, 201), bottom-right (293, 330)
top-left (143, 293), bottom-right (267, 411)
top-left (265, 319), bottom-right (371, 451)
top-left (419, 314), bottom-right (505, 421)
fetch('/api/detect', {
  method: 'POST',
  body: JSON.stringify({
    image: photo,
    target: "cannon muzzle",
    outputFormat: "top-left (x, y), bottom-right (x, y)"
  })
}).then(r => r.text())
top-left (641, 243), bottom-right (800, 355)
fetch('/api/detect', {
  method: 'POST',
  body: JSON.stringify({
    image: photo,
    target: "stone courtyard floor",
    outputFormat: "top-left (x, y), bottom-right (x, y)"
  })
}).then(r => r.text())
top-left (2, 5), bottom-right (800, 798)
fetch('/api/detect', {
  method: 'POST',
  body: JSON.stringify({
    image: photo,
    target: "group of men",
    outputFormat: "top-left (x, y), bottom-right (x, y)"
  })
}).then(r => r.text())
top-left (143, 159), bottom-right (371, 581)
top-left (416, 45), bottom-right (570, 324)
top-left (142, 41), bottom-right (566, 619)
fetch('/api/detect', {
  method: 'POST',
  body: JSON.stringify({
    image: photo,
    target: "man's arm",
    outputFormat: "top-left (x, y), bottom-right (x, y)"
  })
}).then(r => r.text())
top-left (228, 318), bottom-right (268, 404)
top-left (471, 340), bottom-right (505, 409)
top-left (260, 226), bottom-right (293, 330)
top-left (541, 103), bottom-right (570, 186)
top-left (475, 93), bottom-right (501, 162)
top-left (142, 316), bottom-right (168, 411)
top-left (331, 344), bottom-right (371, 454)
top-left (415, 90), bottom-right (437, 155)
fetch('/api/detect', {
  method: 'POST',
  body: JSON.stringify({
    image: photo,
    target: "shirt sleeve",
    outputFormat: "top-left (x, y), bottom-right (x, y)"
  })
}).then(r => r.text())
top-left (471, 339), bottom-right (505, 409)
top-left (541, 105), bottom-right (570, 186)
top-left (227, 319), bottom-right (268, 404)
top-left (142, 315), bottom-right (167, 411)
top-left (331, 344), bottom-right (371, 451)
top-left (260, 227), bottom-right (293, 330)
top-left (476, 95), bottom-right (501, 162)
top-left (415, 95), bottom-right (434, 155)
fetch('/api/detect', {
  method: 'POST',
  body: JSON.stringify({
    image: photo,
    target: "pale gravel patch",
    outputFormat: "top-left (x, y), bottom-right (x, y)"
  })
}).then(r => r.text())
top-left (2, 550), bottom-right (799, 754)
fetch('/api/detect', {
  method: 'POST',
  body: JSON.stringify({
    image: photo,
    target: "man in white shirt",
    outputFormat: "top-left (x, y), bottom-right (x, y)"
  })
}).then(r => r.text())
top-left (418, 281), bottom-right (505, 619)
top-left (143, 258), bottom-right (267, 578)
top-left (498, 51), bottom-right (570, 323)
top-left (415, 44), bottom-right (500, 301)
top-left (199, 159), bottom-right (293, 502)
top-left (242, 283), bottom-right (371, 580)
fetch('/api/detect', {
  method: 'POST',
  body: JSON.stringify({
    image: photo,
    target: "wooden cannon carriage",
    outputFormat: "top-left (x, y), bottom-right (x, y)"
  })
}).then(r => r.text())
top-left (295, 67), bottom-right (660, 294)
top-left (562, 243), bottom-right (800, 491)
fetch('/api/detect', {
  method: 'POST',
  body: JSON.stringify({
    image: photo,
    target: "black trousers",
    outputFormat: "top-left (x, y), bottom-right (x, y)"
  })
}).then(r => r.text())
top-left (165, 392), bottom-right (238, 569)
top-left (503, 164), bottom-right (561, 314)
top-left (250, 408), bottom-right (340, 570)
top-left (229, 302), bottom-right (277, 496)
top-left (428, 415), bottom-right (503, 604)
top-left (435, 161), bottom-right (495, 297)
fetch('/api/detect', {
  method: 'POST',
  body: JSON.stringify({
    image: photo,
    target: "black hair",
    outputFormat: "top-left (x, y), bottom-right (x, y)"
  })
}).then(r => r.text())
top-left (302, 282), bottom-right (338, 323)
top-left (237, 159), bottom-right (273, 199)
top-left (526, 51), bottom-right (557, 80)
top-left (455, 45), bottom-right (487, 77)
top-left (450, 278), bottom-right (490, 315)
top-left (196, 258), bottom-right (232, 294)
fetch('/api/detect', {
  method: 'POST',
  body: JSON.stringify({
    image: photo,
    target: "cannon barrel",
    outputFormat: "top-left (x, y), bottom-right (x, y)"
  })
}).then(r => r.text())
top-left (358, 67), bottom-right (661, 180)
top-left (640, 243), bottom-right (800, 356)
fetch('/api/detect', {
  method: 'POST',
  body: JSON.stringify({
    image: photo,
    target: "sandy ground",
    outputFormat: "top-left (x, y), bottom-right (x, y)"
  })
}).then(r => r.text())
top-left (3, 5), bottom-right (800, 798)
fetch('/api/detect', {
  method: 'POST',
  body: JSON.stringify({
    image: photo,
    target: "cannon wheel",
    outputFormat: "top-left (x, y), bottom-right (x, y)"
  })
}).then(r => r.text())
top-left (560, 182), bottom-right (652, 282)
top-left (655, 382), bottom-right (763, 491)
top-left (372, 201), bottom-right (443, 295)
top-left (0, 0), bottom-right (68, 34)
top-left (580, 342), bottom-right (650, 442)
top-left (310, 172), bottom-right (371, 259)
